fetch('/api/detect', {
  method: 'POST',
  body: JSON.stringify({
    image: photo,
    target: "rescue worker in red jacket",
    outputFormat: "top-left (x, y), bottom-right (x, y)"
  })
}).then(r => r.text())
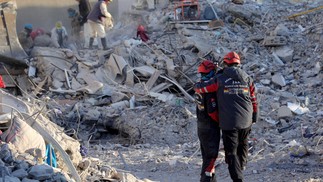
top-left (194, 52), bottom-right (258, 182)
top-left (195, 60), bottom-right (221, 182)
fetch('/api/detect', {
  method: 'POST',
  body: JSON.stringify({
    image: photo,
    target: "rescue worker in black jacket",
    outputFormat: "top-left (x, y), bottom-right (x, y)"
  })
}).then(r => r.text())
top-left (194, 52), bottom-right (259, 182)
top-left (195, 60), bottom-right (221, 182)
top-left (75, 0), bottom-right (92, 48)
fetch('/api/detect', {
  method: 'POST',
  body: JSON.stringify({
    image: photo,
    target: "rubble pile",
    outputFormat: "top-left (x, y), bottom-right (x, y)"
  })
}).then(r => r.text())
top-left (0, 143), bottom-right (71, 182)
top-left (0, 0), bottom-right (322, 181)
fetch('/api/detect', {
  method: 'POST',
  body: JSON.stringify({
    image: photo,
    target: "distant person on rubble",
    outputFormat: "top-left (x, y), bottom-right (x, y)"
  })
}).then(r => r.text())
top-left (75, 0), bottom-right (92, 48)
top-left (137, 25), bottom-right (149, 42)
top-left (0, 75), bottom-right (6, 88)
top-left (30, 28), bottom-right (46, 41)
top-left (87, 0), bottom-right (113, 50)
top-left (67, 8), bottom-right (82, 47)
top-left (18, 23), bottom-right (34, 54)
top-left (51, 21), bottom-right (69, 48)
top-left (194, 52), bottom-right (259, 182)
top-left (30, 27), bottom-right (54, 47)
top-left (194, 60), bottom-right (221, 182)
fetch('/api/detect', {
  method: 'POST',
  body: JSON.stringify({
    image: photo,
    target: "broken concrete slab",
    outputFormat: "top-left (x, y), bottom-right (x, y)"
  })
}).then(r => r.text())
top-left (29, 164), bottom-right (54, 180)
top-left (274, 46), bottom-right (294, 63)
top-left (287, 102), bottom-right (310, 115)
top-left (263, 36), bottom-right (287, 46)
top-left (272, 73), bottom-right (286, 87)
top-left (277, 106), bottom-right (293, 118)
top-left (273, 24), bottom-right (291, 36)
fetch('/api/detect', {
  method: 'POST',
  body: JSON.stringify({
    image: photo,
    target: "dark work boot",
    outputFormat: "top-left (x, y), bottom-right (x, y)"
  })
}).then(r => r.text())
top-left (89, 37), bottom-right (94, 49)
top-left (101, 37), bottom-right (108, 50)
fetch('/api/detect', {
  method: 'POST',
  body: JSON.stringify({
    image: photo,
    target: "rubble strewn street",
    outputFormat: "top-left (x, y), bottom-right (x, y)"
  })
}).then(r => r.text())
top-left (0, 0), bottom-right (322, 181)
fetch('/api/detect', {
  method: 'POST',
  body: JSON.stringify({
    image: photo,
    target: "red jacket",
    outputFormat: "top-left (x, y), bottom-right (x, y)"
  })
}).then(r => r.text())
top-left (137, 30), bottom-right (149, 42)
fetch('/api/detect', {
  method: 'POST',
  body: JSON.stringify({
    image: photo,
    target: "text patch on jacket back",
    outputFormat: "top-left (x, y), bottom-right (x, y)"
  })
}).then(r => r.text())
top-left (223, 78), bottom-right (249, 95)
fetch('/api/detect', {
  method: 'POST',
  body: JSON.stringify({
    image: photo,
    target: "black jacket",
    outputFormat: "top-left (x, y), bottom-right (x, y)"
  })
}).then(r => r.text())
top-left (217, 67), bottom-right (255, 130)
top-left (78, 0), bottom-right (91, 25)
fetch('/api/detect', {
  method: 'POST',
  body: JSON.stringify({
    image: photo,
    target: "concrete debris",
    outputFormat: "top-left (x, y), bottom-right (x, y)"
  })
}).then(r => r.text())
top-left (274, 46), bottom-right (294, 63)
top-left (0, 0), bottom-right (322, 181)
top-left (263, 36), bottom-right (288, 46)
top-left (277, 106), bottom-right (293, 118)
top-left (272, 73), bottom-right (286, 87)
top-left (287, 102), bottom-right (310, 115)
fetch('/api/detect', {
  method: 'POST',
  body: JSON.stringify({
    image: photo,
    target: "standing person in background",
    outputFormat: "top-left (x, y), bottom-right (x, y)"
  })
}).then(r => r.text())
top-left (51, 21), bottom-right (68, 48)
top-left (75, 0), bottom-right (92, 48)
top-left (87, 0), bottom-right (113, 50)
top-left (0, 75), bottom-right (6, 89)
top-left (195, 60), bottom-right (221, 182)
top-left (194, 52), bottom-right (258, 182)
top-left (67, 8), bottom-right (82, 47)
top-left (137, 25), bottom-right (149, 42)
top-left (18, 23), bottom-right (34, 54)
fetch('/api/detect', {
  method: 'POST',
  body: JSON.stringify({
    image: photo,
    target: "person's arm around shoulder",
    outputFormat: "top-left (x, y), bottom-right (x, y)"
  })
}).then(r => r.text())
top-left (249, 78), bottom-right (259, 123)
top-left (194, 76), bottom-right (218, 94)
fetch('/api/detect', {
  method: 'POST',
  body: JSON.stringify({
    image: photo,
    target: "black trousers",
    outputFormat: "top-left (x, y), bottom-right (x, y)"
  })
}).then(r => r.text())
top-left (222, 127), bottom-right (251, 182)
top-left (198, 121), bottom-right (221, 182)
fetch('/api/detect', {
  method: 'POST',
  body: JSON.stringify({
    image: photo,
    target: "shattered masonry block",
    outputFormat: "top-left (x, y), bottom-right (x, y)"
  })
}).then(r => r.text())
top-left (277, 106), bottom-right (293, 118)
top-left (274, 46), bottom-right (294, 62)
top-left (263, 36), bottom-right (287, 46)
top-left (29, 164), bottom-right (54, 181)
top-left (274, 24), bottom-right (291, 36)
top-left (11, 168), bottom-right (28, 179)
top-left (272, 73), bottom-right (286, 87)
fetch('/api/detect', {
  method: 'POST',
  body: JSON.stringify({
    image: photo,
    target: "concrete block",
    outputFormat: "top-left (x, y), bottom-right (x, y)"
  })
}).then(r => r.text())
top-left (12, 168), bottom-right (28, 179)
top-left (274, 46), bottom-right (294, 62)
top-left (273, 24), bottom-right (291, 36)
top-left (29, 164), bottom-right (54, 181)
top-left (277, 106), bottom-right (293, 118)
top-left (263, 36), bottom-right (287, 46)
top-left (272, 73), bottom-right (286, 86)
top-left (0, 176), bottom-right (20, 182)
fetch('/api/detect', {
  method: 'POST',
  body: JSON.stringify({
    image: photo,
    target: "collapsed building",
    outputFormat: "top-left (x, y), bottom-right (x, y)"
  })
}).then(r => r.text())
top-left (0, 0), bottom-right (322, 181)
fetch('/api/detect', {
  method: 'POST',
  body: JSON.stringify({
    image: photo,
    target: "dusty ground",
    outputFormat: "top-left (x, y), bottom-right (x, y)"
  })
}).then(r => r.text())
top-left (84, 103), bottom-right (322, 182)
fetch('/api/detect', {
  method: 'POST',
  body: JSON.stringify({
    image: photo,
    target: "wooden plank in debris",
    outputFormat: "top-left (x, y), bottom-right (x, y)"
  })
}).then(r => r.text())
top-left (145, 70), bottom-right (161, 90)
top-left (169, 20), bottom-right (211, 24)
top-left (208, 19), bottom-right (224, 29)
top-left (287, 5), bottom-right (323, 19)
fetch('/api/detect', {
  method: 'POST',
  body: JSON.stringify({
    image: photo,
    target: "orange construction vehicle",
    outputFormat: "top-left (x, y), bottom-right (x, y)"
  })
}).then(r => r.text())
top-left (174, 0), bottom-right (200, 21)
